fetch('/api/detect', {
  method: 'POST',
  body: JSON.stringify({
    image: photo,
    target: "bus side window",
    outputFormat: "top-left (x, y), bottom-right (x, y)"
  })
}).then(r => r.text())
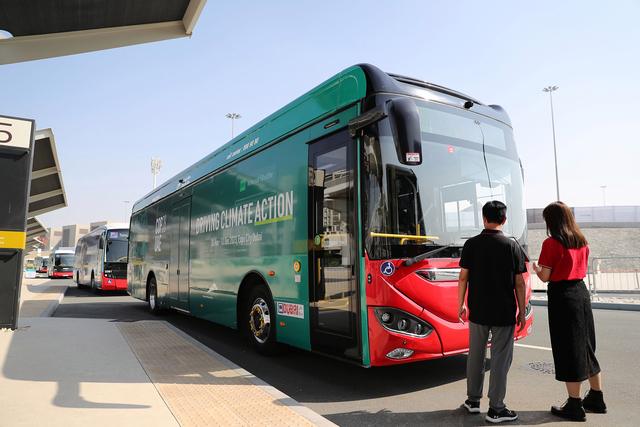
top-left (386, 165), bottom-right (424, 236)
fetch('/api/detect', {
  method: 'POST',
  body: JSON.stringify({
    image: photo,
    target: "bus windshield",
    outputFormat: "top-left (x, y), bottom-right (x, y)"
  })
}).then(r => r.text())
top-left (55, 254), bottom-right (75, 267)
top-left (105, 229), bottom-right (129, 263)
top-left (363, 99), bottom-right (526, 260)
top-left (106, 240), bottom-right (128, 263)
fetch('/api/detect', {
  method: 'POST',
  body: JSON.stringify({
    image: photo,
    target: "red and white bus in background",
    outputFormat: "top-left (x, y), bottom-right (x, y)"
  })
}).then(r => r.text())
top-left (48, 248), bottom-right (75, 279)
top-left (74, 224), bottom-right (129, 291)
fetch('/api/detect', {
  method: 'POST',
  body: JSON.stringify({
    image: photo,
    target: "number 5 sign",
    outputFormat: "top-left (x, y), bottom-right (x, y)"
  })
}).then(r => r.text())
top-left (0, 115), bottom-right (34, 151)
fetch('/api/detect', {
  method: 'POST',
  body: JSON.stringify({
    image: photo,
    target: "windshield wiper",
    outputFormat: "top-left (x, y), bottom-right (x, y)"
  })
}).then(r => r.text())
top-left (404, 244), bottom-right (453, 266)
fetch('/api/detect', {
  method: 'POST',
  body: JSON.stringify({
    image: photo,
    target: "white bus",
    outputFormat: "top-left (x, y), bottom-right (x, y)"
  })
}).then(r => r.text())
top-left (74, 224), bottom-right (129, 291)
top-left (48, 247), bottom-right (75, 279)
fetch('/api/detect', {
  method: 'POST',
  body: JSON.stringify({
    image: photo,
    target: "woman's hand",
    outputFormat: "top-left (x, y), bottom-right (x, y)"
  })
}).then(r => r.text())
top-left (531, 261), bottom-right (543, 274)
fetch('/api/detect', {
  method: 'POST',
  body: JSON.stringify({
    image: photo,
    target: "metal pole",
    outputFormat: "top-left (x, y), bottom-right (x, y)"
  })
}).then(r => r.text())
top-left (549, 90), bottom-right (560, 201)
top-left (226, 113), bottom-right (241, 139)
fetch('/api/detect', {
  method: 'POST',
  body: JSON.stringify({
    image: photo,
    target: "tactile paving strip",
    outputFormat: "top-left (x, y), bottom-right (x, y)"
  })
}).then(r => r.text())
top-left (118, 321), bottom-right (316, 427)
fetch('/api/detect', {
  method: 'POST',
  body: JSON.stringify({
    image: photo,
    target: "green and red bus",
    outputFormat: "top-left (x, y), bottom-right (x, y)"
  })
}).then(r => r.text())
top-left (128, 64), bottom-right (533, 367)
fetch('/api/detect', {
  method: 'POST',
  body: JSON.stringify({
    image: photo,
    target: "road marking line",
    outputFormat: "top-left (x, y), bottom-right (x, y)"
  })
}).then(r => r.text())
top-left (515, 343), bottom-right (552, 351)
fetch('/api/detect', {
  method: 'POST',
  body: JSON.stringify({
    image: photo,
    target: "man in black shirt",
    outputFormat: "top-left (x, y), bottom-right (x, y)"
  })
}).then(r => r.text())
top-left (458, 201), bottom-right (527, 424)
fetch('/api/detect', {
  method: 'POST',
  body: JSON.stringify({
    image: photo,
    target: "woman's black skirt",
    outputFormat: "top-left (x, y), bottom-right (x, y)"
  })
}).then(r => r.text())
top-left (547, 279), bottom-right (601, 382)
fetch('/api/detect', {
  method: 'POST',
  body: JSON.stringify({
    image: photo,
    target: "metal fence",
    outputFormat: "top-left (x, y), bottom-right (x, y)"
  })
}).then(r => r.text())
top-left (530, 257), bottom-right (640, 294)
top-left (589, 257), bottom-right (640, 294)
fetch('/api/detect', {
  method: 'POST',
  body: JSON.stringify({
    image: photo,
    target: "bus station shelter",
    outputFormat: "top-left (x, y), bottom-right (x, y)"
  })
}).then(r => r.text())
top-left (25, 218), bottom-right (47, 251)
top-left (28, 129), bottom-right (67, 218)
top-left (0, 0), bottom-right (206, 64)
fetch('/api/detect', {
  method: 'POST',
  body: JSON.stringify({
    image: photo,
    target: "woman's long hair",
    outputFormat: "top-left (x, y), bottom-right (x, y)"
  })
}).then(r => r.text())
top-left (542, 201), bottom-right (588, 249)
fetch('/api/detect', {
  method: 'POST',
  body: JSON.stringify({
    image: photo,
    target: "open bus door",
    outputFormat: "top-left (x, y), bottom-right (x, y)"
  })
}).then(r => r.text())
top-left (308, 130), bottom-right (362, 361)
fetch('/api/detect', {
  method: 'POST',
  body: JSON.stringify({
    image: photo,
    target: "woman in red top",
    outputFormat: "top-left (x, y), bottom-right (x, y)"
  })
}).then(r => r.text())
top-left (533, 202), bottom-right (606, 422)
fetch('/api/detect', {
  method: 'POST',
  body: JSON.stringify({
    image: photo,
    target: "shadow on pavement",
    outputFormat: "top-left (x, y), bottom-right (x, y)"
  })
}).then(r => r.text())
top-left (53, 285), bottom-right (477, 403)
top-left (327, 407), bottom-right (561, 426)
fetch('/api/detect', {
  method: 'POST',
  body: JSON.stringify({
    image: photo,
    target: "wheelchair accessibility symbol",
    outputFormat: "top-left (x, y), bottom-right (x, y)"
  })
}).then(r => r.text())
top-left (380, 261), bottom-right (395, 276)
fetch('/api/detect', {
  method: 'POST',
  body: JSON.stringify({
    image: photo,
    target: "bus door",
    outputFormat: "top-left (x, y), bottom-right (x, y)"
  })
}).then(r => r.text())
top-left (308, 130), bottom-right (361, 361)
top-left (169, 198), bottom-right (191, 311)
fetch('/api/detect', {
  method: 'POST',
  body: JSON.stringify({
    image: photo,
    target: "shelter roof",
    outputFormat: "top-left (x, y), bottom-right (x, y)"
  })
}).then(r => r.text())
top-left (0, 0), bottom-right (206, 64)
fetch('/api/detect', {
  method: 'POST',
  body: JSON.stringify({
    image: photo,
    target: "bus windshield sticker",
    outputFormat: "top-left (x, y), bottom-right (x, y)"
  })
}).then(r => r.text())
top-left (276, 302), bottom-right (304, 319)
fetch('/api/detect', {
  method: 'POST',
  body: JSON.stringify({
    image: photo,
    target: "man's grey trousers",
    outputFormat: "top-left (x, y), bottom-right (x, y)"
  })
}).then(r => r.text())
top-left (467, 322), bottom-right (515, 411)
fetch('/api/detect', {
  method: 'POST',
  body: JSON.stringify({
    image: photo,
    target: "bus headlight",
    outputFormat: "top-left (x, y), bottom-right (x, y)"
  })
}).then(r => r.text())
top-left (380, 312), bottom-right (393, 324)
top-left (374, 308), bottom-right (433, 337)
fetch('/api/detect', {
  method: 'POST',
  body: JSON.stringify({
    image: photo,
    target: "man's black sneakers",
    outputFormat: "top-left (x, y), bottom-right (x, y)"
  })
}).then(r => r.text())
top-left (485, 407), bottom-right (518, 423)
top-left (551, 397), bottom-right (586, 422)
top-left (582, 389), bottom-right (607, 413)
top-left (462, 399), bottom-right (480, 414)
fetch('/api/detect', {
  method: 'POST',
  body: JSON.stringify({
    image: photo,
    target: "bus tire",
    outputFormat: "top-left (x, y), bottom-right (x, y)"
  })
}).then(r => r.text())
top-left (245, 286), bottom-right (278, 355)
top-left (76, 272), bottom-right (86, 289)
top-left (148, 276), bottom-right (162, 315)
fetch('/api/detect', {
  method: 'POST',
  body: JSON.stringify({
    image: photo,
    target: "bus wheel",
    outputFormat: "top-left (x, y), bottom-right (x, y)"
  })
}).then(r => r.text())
top-left (148, 277), bottom-right (162, 315)
top-left (245, 287), bottom-right (278, 355)
top-left (76, 272), bottom-right (85, 289)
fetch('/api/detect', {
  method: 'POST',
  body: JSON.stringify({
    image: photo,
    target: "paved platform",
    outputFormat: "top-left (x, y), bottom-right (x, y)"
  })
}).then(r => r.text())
top-left (0, 279), bottom-right (333, 426)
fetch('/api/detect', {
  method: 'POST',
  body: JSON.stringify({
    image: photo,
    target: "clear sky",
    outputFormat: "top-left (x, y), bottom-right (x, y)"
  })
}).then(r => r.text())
top-left (2, 0), bottom-right (639, 228)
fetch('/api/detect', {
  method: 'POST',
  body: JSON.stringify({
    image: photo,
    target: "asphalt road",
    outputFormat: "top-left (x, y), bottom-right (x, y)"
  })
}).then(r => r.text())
top-left (54, 281), bottom-right (640, 426)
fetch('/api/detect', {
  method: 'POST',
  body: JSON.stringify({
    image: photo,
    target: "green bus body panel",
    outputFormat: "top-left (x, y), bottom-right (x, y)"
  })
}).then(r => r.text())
top-left (128, 71), bottom-right (366, 353)
top-left (189, 132), bottom-right (309, 348)
top-left (132, 66), bottom-right (367, 215)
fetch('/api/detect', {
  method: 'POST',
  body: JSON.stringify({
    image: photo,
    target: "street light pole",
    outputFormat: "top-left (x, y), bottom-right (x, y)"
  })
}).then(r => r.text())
top-left (600, 185), bottom-right (607, 206)
top-left (151, 157), bottom-right (162, 189)
top-left (226, 113), bottom-right (241, 138)
top-left (543, 85), bottom-right (560, 201)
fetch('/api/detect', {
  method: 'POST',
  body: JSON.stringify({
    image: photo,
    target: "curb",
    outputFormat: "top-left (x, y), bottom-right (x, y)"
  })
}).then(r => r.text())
top-left (164, 321), bottom-right (336, 427)
top-left (39, 286), bottom-right (67, 317)
top-left (531, 299), bottom-right (640, 312)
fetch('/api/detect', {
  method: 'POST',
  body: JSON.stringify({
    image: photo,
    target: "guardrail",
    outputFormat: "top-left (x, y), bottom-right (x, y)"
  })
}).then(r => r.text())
top-left (589, 257), bottom-right (640, 294)
top-left (529, 257), bottom-right (640, 294)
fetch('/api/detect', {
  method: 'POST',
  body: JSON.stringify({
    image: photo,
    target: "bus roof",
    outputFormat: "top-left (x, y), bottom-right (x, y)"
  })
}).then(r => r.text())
top-left (53, 247), bottom-right (75, 254)
top-left (132, 64), bottom-right (511, 214)
top-left (77, 224), bottom-right (129, 241)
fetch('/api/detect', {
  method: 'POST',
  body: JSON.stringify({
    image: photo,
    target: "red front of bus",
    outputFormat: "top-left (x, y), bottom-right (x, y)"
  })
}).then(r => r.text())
top-left (366, 256), bottom-right (533, 366)
top-left (50, 270), bottom-right (73, 279)
top-left (101, 273), bottom-right (128, 291)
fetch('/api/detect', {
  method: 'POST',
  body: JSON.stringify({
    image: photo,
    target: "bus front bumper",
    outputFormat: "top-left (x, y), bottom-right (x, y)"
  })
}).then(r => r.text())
top-left (100, 276), bottom-right (128, 291)
top-left (367, 304), bottom-right (534, 367)
top-left (50, 271), bottom-right (73, 278)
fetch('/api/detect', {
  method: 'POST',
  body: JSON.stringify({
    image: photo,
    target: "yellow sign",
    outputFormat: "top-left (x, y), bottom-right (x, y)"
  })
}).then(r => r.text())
top-left (0, 231), bottom-right (26, 249)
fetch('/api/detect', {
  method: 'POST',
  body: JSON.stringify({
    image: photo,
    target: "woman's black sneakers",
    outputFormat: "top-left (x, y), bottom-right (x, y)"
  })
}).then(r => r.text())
top-left (551, 397), bottom-right (586, 422)
top-left (582, 389), bottom-right (607, 413)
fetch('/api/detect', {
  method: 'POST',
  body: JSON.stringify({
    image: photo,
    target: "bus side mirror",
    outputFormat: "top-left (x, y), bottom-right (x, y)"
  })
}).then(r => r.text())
top-left (98, 239), bottom-right (104, 250)
top-left (388, 98), bottom-right (422, 165)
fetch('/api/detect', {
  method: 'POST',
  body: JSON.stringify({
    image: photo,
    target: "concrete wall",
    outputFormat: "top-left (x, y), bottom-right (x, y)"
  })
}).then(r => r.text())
top-left (527, 227), bottom-right (640, 262)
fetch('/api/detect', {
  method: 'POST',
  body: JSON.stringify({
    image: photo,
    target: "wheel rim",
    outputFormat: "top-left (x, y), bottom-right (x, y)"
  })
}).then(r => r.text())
top-left (249, 297), bottom-right (271, 344)
top-left (150, 288), bottom-right (156, 310)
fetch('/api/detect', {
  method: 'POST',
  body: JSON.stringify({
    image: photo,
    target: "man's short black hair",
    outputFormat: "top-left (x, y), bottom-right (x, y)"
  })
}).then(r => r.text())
top-left (482, 200), bottom-right (507, 224)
